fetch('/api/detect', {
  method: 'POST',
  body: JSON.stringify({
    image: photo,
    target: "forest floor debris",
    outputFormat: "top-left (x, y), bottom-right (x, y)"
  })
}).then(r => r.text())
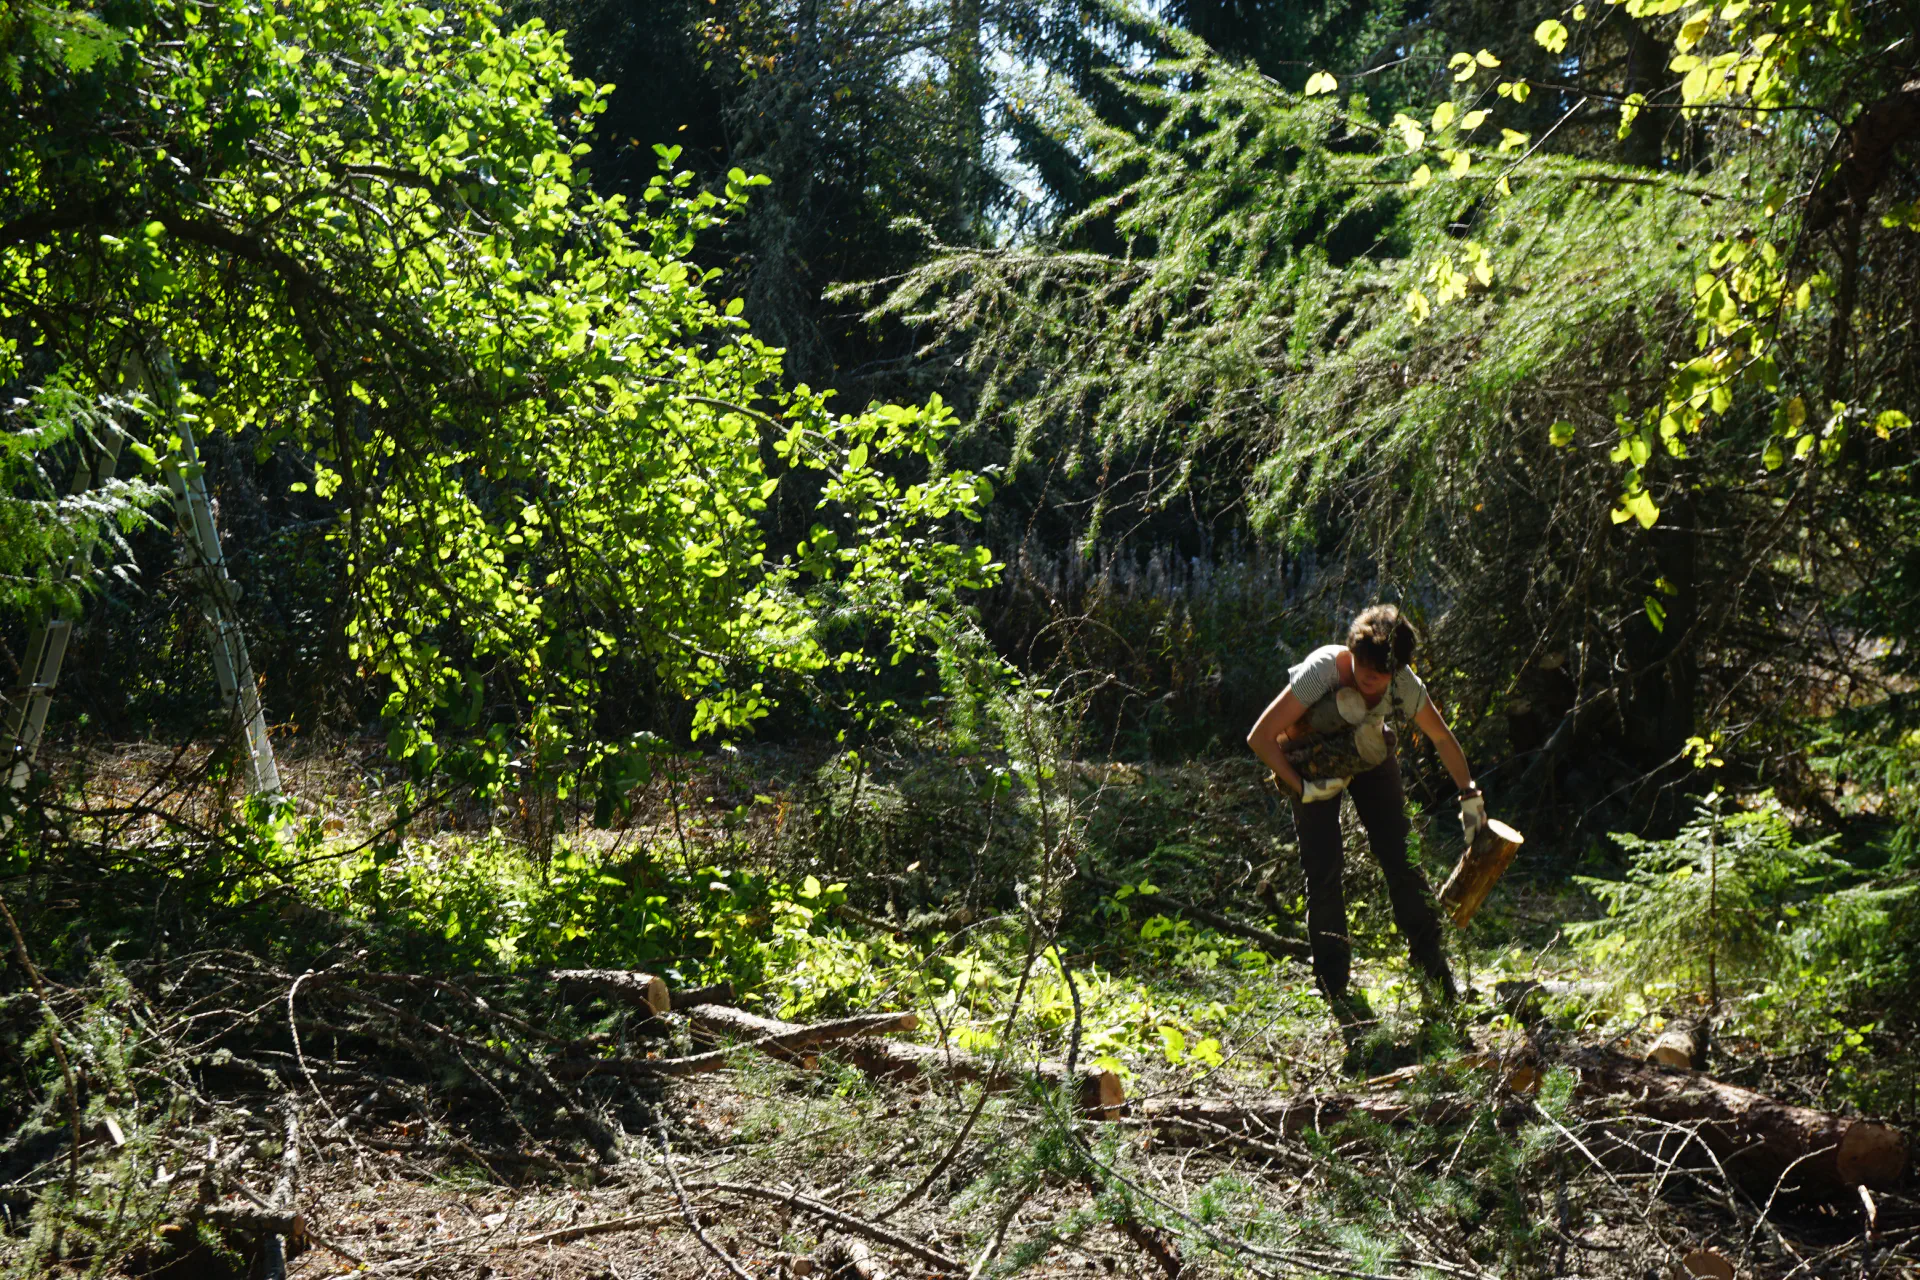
top-left (6, 744), bottom-right (1917, 1278)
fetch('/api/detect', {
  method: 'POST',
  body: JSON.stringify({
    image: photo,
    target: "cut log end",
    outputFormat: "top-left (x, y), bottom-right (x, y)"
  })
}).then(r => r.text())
top-left (553, 969), bottom-right (671, 1016)
top-left (1837, 1121), bottom-right (1910, 1188)
top-left (635, 973), bottom-right (670, 1016)
top-left (1080, 1068), bottom-right (1126, 1119)
top-left (1645, 1017), bottom-right (1710, 1071)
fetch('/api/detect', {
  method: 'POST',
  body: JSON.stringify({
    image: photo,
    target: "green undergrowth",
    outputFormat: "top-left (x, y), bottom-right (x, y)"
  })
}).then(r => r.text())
top-left (11, 742), bottom-right (1919, 1280)
top-left (18, 742), bottom-right (1919, 1116)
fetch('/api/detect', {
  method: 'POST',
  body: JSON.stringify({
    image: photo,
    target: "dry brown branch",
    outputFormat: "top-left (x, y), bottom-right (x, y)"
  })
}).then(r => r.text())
top-left (698, 1179), bottom-right (966, 1273)
top-left (508, 1207), bottom-right (690, 1247)
top-left (842, 1035), bottom-right (1125, 1117)
top-left (656, 1120), bottom-right (755, 1280)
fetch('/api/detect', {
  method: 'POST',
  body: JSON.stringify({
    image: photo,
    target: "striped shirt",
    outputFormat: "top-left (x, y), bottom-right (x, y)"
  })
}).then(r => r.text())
top-left (1286, 644), bottom-right (1428, 727)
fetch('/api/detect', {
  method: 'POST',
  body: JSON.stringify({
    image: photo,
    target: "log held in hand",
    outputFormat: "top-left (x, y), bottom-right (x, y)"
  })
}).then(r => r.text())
top-left (1438, 819), bottom-right (1523, 927)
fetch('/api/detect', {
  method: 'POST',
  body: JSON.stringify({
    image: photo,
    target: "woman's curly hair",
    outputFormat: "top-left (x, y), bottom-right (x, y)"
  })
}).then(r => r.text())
top-left (1348, 604), bottom-right (1417, 673)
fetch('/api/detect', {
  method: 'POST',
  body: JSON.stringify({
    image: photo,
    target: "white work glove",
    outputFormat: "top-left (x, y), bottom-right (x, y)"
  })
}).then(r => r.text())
top-left (1459, 790), bottom-right (1488, 846)
top-left (1300, 776), bottom-right (1349, 803)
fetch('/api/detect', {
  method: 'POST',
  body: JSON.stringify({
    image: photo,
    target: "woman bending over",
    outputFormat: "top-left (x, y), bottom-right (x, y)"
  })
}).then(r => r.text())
top-left (1246, 605), bottom-right (1485, 1013)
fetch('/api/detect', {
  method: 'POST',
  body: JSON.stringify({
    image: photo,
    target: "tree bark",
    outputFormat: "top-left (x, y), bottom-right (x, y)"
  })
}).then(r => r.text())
top-left (1805, 79), bottom-right (1920, 232)
top-left (1570, 1047), bottom-right (1908, 1198)
top-left (1437, 819), bottom-right (1524, 926)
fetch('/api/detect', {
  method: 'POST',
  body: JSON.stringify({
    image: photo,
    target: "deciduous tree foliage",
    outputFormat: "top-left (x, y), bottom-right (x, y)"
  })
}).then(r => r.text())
top-left (1, 0), bottom-right (995, 802)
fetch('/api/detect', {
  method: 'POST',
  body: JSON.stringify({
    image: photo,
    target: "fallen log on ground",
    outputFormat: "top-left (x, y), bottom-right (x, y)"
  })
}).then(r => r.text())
top-left (672, 981), bottom-right (735, 1010)
top-left (554, 1010), bottom-right (922, 1080)
top-left (684, 1005), bottom-right (919, 1066)
top-left (842, 1036), bottom-right (1125, 1118)
top-left (1140, 1085), bottom-right (1471, 1141)
top-left (1644, 1017), bottom-right (1710, 1070)
top-left (1081, 872), bottom-right (1310, 961)
top-left (686, 1003), bottom-right (1125, 1116)
top-left (1141, 1048), bottom-right (1910, 1203)
top-left (1569, 1046), bottom-right (1909, 1199)
top-left (549, 969), bottom-right (670, 1015)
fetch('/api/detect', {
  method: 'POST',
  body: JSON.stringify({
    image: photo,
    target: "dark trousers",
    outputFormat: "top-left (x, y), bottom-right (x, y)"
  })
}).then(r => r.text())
top-left (1290, 750), bottom-right (1451, 999)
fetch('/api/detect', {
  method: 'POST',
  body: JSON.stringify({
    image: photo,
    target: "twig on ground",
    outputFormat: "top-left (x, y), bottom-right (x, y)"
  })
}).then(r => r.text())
top-left (969, 1178), bottom-right (1038, 1280)
top-left (876, 1087), bottom-right (991, 1222)
top-left (510, 1207), bottom-right (691, 1248)
top-left (698, 1180), bottom-right (966, 1272)
top-left (654, 1120), bottom-right (755, 1280)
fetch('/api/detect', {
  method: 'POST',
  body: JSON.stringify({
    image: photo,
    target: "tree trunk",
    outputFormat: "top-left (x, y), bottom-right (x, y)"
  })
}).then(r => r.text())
top-left (1805, 79), bottom-right (1920, 232)
top-left (1570, 1047), bottom-right (1908, 1199)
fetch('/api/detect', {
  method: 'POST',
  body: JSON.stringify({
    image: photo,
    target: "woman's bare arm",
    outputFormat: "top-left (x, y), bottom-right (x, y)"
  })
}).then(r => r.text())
top-left (1413, 696), bottom-right (1476, 792)
top-left (1247, 688), bottom-right (1309, 796)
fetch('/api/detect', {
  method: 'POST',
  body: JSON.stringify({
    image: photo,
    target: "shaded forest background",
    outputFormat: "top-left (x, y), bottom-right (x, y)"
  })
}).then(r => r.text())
top-left (40, 0), bottom-right (1920, 848)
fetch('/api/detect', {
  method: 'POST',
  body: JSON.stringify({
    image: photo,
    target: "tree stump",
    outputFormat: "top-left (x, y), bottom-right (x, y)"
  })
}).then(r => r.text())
top-left (1437, 819), bottom-right (1524, 926)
